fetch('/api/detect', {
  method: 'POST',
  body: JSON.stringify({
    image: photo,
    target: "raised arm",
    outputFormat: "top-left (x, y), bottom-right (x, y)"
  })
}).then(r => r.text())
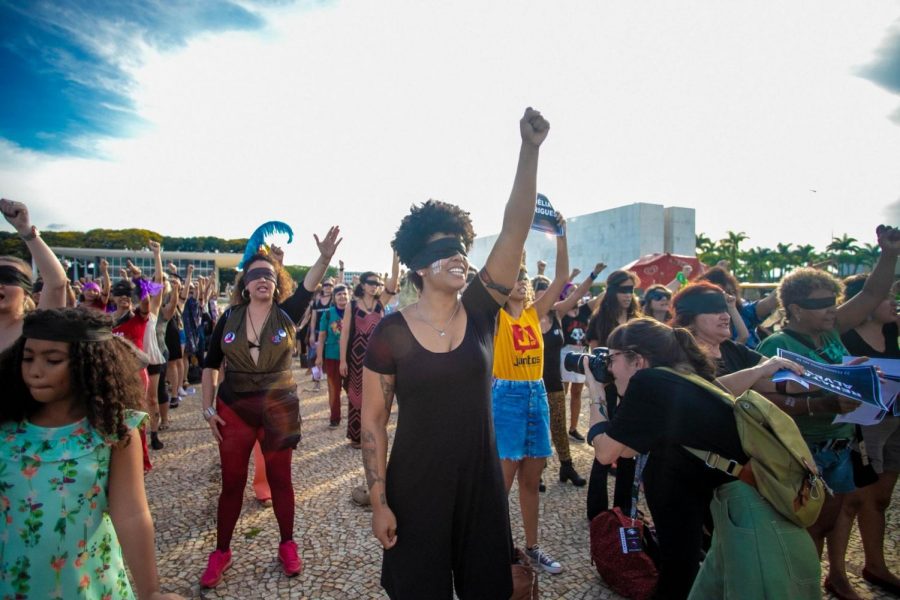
top-left (479, 108), bottom-right (549, 304)
top-left (99, 258), bottom-right (111, 306)
top-left (147, 241), bottom-right (164, 315)
top-left (1, 198), bottom-right (67, 309)
top-left (835, 225), bottom-right (900, 333)
top-left (303, 227), bottom-right (342, 292)
top-left (361, 367), bottom-right (397, 549)
top-left (554, 262), bottom-right (605, 315)
top-left (383, 252), bottom-right (401, 297)
top-left (533, 214), bottom-right (570, 316)
top-left (162, 278), bottom-right (181, 321)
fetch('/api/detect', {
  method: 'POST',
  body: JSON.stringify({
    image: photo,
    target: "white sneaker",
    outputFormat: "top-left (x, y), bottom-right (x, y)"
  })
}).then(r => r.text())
top-left (525, 545), bottom-right (563, 574)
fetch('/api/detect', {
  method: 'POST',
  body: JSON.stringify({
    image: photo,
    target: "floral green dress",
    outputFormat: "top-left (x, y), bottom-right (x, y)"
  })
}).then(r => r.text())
top-left (0, 411), bottom-right (146, 599)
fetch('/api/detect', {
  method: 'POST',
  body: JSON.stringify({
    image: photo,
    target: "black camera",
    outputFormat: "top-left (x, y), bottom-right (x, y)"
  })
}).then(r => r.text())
top-left (563, 347), bottom-right (612, 383)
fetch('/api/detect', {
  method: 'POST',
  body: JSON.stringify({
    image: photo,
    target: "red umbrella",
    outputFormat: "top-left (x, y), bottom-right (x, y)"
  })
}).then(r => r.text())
top-left (620, 253), bottom-right (704, 290)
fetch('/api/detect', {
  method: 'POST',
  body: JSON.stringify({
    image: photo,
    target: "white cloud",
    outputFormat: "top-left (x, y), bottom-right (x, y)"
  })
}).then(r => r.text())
top-left (2, 0), bottom-right (899, 269)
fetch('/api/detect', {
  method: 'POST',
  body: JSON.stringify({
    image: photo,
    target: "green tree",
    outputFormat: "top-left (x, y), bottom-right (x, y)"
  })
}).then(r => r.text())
top-left (825, 234), bottom-right (860, 276)
top-left (718, 231), bottom-right (749, 274)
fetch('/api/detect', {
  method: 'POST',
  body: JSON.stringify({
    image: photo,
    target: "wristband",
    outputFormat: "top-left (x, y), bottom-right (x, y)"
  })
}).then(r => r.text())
top-left (676, 272), bottom-right (687, 284)
top-left (203, 406), bottom-right (217, 421)
top-left (587, 421), bottom-right (610, 445)
top-left (588, 271), bottom-right (597, 281)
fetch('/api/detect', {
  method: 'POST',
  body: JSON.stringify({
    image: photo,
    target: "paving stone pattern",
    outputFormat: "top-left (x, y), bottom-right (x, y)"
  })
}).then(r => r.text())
top-left (147, 367), bottom-right (900, 599)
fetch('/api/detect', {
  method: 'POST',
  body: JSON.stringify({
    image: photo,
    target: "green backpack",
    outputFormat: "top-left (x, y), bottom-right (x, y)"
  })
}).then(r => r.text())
top-left (658, 367), bottom-right (827, 528)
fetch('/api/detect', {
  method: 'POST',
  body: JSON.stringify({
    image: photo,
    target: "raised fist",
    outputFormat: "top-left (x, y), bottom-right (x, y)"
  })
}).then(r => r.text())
top-left (520, 107), bottom-right (550, 147)
top-left (0, 199), bottom-right (31, 234)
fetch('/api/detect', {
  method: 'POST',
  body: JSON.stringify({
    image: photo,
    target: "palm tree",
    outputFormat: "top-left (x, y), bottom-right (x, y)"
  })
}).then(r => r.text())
top-left (773, 242), bottom-right (793, 279)
top-left (858, 243), bottom-right (880, 269)
top-left (826, 234), bottom-right (860, 276)
top-left (719, 231), bottom-right (749, 273)
top-left (792, 244), bottom-right (817, 269)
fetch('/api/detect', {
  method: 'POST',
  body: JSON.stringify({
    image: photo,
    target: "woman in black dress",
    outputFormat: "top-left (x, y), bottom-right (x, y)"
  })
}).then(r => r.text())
top-left (360, 107), bottom-right (549, 599)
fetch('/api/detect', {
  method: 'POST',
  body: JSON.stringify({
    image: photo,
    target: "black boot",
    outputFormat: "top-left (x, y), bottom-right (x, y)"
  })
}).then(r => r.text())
top-left (150, 431), bottom-right (164, 450)
top-left (559, 459), bottom-right (586, 487)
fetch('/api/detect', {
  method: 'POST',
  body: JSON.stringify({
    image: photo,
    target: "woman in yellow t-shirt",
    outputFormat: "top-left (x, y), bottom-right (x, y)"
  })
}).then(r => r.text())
top-left (492, 213), bottom-right (570, 574)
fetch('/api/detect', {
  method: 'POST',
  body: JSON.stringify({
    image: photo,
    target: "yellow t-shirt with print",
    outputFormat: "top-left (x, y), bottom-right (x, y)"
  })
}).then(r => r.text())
top-left (493, 305), bottom-right (543, 381)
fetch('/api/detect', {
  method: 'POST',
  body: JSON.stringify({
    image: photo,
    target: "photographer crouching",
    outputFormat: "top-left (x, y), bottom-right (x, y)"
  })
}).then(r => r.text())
top-left (580, 317), bottom-right (821, 599)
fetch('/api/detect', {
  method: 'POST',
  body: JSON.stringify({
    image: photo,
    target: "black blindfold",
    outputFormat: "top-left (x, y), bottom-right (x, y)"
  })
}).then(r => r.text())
top-left (0, 265), bottom-right (33, 293)
top-left (408, 237), bottom-right (467, 270)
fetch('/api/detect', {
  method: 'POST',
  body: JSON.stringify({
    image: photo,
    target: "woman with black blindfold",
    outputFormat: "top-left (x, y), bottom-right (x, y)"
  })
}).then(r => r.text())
top-left (584, 269), bottom-right (642, 520)
top-left (757, 224), bottom-right (900, 600)
top-left (339, 254), bottom-right (400, 448)
top-left (198, 227), bottom-right (341, 588)
top-left (361, 107), bottom-right (549, 599)
top-left (0, 198), bottom-right (68, 351)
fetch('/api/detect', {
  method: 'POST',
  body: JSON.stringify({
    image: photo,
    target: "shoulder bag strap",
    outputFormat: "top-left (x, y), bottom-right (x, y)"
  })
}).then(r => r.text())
top-left (655, 367), bottom-right (745, 478)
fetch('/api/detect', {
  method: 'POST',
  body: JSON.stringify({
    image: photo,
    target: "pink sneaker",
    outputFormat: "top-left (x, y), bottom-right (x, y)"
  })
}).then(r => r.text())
top-left (278, 540), bottom-right (303, 577)
top-left (200, 548), bottom-right (232, 588)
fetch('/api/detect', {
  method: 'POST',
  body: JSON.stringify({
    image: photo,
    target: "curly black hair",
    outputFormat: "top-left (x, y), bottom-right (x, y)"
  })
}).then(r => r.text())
top-left (0, 308), bottom-right (144, 444)
top-left (391, 200), bottom-right (476, 290)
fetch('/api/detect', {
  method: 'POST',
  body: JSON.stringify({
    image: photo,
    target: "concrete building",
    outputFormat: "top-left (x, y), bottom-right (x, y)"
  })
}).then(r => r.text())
top-left (468, 202), bottom-right (695, 284)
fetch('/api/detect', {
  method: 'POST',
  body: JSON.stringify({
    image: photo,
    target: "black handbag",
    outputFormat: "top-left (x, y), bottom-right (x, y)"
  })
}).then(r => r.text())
top-left (852, 425), bottom-right (879, 488)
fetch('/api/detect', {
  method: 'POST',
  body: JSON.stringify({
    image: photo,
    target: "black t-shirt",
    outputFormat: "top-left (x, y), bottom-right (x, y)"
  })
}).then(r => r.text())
top-left (841, 322), bottom-right (900, 359)
top-left (561, 304), bottom-right (592, 346)
top-left (542, 314), bottom-right (565, 393)
top-left (716, 339), bottom-right (763, 377)
top-left (206, 285), bottom-right (314, 370)
top-left (607, 369), bottom-right (748, 512)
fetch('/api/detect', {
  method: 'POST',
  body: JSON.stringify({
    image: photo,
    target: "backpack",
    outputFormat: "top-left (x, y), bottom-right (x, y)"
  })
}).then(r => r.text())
top-left (657, 367), bottom-right (827, 528)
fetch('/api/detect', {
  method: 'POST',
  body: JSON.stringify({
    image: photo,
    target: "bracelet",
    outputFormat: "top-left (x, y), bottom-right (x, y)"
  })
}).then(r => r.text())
top-left (19, 226), bottom-right (39, 242)
top-left (587, 421), bottom-right (610, 445)
top-left (588, 271), bottom-right (597, 280)
top-left (203, 406), bottom-right (217, 421)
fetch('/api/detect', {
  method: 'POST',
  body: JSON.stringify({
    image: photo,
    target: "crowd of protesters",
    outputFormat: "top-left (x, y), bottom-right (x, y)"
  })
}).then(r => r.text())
top-left (1, 107), bottom-right (899, 600)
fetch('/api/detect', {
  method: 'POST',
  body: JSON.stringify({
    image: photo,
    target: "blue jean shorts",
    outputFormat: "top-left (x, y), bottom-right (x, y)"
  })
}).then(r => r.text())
top-left (807, 443), bottom-right (855, 495)
top-left (492, 378), bottom-right (552, 461)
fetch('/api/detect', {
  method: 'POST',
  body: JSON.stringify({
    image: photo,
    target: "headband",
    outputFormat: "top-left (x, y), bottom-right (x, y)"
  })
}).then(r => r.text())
top-left (674, 292), bottom-right (729, 315)
top-left (0, 265), bottom-right (33, 293)
top-left (23, 318), bottom-right (113, 343)
top-left (408, 237), bottom-right (467, 270)
top-left (244, 267), bottom-right (277, 284)
top-left (794, 296), bottom-right (836, 310)
top-left (82, 281), bottom-right (101, 292)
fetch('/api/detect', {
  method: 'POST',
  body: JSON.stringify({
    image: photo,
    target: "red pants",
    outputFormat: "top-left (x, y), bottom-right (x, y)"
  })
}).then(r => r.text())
top-left (323, 358), bottom-right (343, 424)
top-left (215, 402), bottom-right (295, 550)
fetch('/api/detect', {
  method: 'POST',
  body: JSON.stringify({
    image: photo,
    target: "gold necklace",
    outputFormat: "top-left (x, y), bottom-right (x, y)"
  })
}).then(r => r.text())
top-left (415, 301), bottom-right (461, 337)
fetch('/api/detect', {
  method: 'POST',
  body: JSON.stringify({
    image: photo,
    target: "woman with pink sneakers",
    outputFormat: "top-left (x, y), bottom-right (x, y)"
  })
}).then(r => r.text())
top-left (198, 229), bottom-right (341, 588)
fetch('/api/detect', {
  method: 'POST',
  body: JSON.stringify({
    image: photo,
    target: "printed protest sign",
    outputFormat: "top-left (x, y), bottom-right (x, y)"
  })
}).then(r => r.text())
top-left (773, 349), bottom-right (884, 408)
top-left (531, 193), bottom-right (563, 236)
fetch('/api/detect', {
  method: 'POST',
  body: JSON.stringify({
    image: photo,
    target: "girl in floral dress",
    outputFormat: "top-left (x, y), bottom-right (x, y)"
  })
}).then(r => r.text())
top-left (0, 308), bottom-right (182, 600)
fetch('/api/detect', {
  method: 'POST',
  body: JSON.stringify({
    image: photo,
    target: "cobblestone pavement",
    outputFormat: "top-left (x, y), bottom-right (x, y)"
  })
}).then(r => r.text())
top-left (147, 368), bottom-right (900, 599)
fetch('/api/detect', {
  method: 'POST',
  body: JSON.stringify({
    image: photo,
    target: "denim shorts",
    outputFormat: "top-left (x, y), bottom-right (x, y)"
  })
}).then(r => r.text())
top-left (492, 378), bottom-right (552, 460)
top-left (807, 443), bottom-right (855, 495)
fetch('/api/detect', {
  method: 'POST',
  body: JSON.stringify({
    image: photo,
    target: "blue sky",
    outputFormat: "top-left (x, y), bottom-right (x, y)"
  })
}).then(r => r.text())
top-left (1, 1), bottom-right (899, 269)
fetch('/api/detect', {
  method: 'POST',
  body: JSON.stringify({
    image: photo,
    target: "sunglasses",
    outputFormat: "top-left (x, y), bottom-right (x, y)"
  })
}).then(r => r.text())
top-left (364, 280), bottom-right (384, 286)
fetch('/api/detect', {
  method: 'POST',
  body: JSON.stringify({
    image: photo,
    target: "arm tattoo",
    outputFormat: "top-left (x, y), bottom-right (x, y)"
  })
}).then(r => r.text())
top-left (361, 429), bottom-right (384, 491)
top-left (380, 374), bottom-right (395, 413)
top-left (594, 401), bottom-right (608, 420)
top-left (479, 269), bottom-right (512, 296)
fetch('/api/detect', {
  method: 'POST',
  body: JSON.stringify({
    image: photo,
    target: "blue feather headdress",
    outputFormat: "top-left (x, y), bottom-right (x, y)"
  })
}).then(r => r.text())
top-left (238, 221), bottom-right (294, 270)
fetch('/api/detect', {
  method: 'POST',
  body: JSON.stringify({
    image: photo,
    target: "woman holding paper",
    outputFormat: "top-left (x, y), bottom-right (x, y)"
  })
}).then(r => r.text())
top-left (825, 275), bottom-right (900, 599)
top-left (757, 224), bottom-right (900, 600)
